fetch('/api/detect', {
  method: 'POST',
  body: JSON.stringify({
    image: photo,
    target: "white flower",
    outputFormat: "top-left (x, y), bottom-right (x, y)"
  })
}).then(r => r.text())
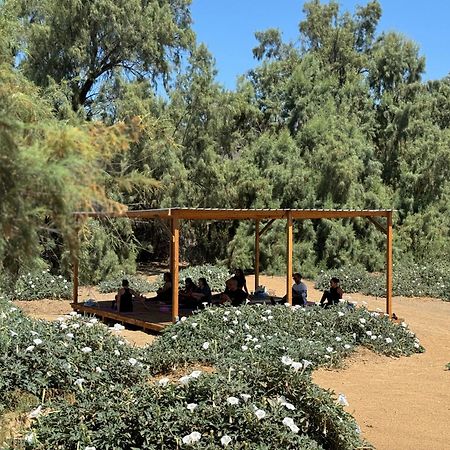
top-left (235, 310), bottom-right (241, 316)
top-left (182, 431), bottom-right (201, 445)
top-left (338, 311), bottom-right (345, 317)
top-left (278, 397), bottom-right (296, 410)
top-left (33, 338), bottom-right (43, 345)
top-left (95, 367), bottom-right (103, 373)
top-left (29, 405), bottom-right (42, 418)
top-left (112, 323), bottom-right (125, 331)
top-left (71, 323), bottom-right (80, 329)
top-left (158, 377), bottom-right (170, 386)
top-left (228, 329), bottom-right (235, 335)
top-left (335, 336), bottom-right (342, 342)
top-left (267, 315), bottom-right (273, 320)
top-left (254, 344), bottom-right (261, 350)
top-left (24, 433), bottom-right (36, 444)
top-left (359, 318), bottom-right (366, 324)
top-left (244, 323), bottom-right (250, 330)
top-left (326, 346), bottom-right (333, 353)
top-left (114, 349), bottom-right (120, 356)
top-left (324, 355), bottom-right (330, 359)
top-left (171, 334), bottom-right (178, 340)
top-left (315, 321), bottom-right (322, 327)
top-left (226, 396), bottom-right (239, 406)
top-left (254, 409), bottom-right (266, 420)
top-left (30, 330), bottom-right (39, 336)
top-left (385, 337), bottom-right (393, 344)
top-left (290, 361), bottom-right (302, 371)
top-left (190, 370), bottom-right (202, 378)
top-left (89, 318), bottom-right (98, 324)
top-left (187, 403), bottom-right (197, 412)
top-left (240, 394), bottom-right (251, 402)
top-left (366, 331), bottom-right (372, 336)
top-left (66, 333), bottom-right (74, 339)
top-left (118, 340), bottom-right (125, 346)
top-left (128, 358), bottom-right (137, 366)
top-left (74, 378), bottom-right (85, 387)
top-left (221, 435), bottom-right (232, 447)
top-left (232, 320), bottom-right (238, 325)
top-left (414, 342), bottom-right (420, 349)
top-left (191, 322), bottom-right (198, 329)
top-left (10, 330), bottom-right (18, 337)
top-left (60, 323), bottom-right (68, 330)
top-left (241, 345), bottom-right (248, 351)
top-left (179, 375), bottom-right (191, 385)
top-left (371, 335), bottom-right (377, 340)
top-left (25, 345), bottom-right (35, 352)
top-left (202, 342), bottom-right (210, 350)
top-left (180, 316), bottom-right (187, 322)
top-left (337, 393), bottom-right (349, 406)
top-left (401, 322), bottom-right (408, 328)
top-left (344, 344), bottom-right (351, 350)
top-left (81, 347), bottom-right (92, 353)
top-left (281, 355), bottom-right (293, 365)
top-left (85, 447), bottom-right (96, 450)
top-left (302, 359), bottom-right (312, 369)
top-left (282, 417), bottom-right (299, 433)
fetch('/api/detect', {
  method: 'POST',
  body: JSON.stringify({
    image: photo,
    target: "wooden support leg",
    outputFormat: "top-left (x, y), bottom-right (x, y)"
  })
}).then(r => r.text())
top-left (255, 220), bottom-right (260, 291)
top-left (286, 212), bottom-right (293, 305)
top-left (386, 211), bottom-right (393, 317)
top-left (171, 218), bottom-right (180, 323)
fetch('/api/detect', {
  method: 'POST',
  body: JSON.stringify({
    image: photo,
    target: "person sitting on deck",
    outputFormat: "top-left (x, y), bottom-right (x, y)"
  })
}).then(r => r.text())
top-left (220, 278), bottom-right (248, 307)
top-left (189, 277), bottom-right (212, 307)
top-left (155, 272), bottom-right (172, 304)
top-left (320, 277), bottom-right (343, 308)
top-left (233, 268), bottom-right (249, 295)
top-left (179, 277), bottom-right (198, 306)
top-left (292, 272), bottom-right (308, 306)
top-left (113, 279), bottom-right (141, 313)
top-left (275, 272), bottom-right (308, 306)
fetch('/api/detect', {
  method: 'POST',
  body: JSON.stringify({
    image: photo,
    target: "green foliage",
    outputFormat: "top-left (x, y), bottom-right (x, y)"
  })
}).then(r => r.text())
top-left (179, 264), bottom-right (232, 292)
top-left (315, 260), bottom-right (450, 301)
top-left (0, 299), bottom-right (422, 449)
top-left (12, 270), bottom-right (72, 301)
top-left (97, 274), bottom-right (154, 294)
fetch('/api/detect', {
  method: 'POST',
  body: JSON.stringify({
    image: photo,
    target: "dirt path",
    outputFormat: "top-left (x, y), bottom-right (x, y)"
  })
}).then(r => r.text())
top-left (13, 275), bottom-right (450, 449)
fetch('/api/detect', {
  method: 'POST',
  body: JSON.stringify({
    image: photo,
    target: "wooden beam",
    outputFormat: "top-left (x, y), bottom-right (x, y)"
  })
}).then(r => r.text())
top-left (171, 218), bottom-right (180, 323)
top-left (74, 208), bottom-right (172, 220)
top-left (259, 219), bottom-right (276, 237)
top-left (72, 255), bottom-right (79, 305)
top-left (286, 212), bottom-right (293, 305)
top-left (368, 217), bottom-right (387, 234)
top-left (290, 209), bottom-right (388, 220)
top-left (386, 211), bottom-right (393, 317)
top-left (255, 220), bottom-right (260, 291)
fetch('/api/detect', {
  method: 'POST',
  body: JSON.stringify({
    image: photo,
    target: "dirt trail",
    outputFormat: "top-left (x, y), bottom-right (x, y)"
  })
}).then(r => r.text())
top-left (13, 275), bottom-right (450, 449)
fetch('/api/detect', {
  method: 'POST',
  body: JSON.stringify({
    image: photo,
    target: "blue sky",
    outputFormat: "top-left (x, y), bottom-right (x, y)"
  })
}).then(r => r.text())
top-left (190, 0), bottom-right (449, 90)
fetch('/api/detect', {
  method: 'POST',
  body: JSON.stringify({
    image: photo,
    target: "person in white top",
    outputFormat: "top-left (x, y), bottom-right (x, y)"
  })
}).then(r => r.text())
top-left (292, 273), bottom-right (308, 306)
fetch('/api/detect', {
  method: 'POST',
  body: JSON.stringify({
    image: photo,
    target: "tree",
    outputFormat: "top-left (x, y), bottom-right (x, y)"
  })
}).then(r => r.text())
top-left (11, 0), bottom-right (194, 112)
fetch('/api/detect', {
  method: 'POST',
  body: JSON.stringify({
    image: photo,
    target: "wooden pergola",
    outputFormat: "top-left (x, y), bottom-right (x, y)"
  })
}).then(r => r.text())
top-left (72, 208), bottom-right (394, 329)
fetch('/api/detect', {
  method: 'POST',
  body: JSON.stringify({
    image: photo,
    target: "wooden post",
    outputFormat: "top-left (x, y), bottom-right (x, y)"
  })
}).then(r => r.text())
top-left (386, 211), bottom-right (393, 317)
top-left (286, 211), bottom-right (293, 305)
top-left (255, 220), bottom-right (260, 291)
top-left (171, 218), bottom-right (180, 323)
top-left (72, 255), bottom-right (79, 304)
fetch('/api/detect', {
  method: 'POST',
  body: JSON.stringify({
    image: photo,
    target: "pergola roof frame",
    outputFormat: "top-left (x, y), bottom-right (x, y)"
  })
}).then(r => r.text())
top-left (72, 207), bottom-right (394, 326)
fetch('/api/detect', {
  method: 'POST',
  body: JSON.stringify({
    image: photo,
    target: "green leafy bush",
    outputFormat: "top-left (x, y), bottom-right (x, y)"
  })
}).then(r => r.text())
top-left (97, 273), bottom-right (154, 294)
top-left (0, 299), bottom-right (422, 449)
top-left (179, 264), bottom-right (232, 292)
top-left (315, 260), bottom-right (450, 301)
top-left (12, 270), bottom-right (72, 301)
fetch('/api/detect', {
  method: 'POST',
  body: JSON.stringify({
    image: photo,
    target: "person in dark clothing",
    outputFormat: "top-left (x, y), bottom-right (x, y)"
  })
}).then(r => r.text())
top-left (190, 277), bottom-right (212, 305)
top-left (179, 277), bottom-right (199, 306)
top-left (320, 277), bottom-right (343, 308)
top-left (113, 279), bottom-right (140, 312)
top-left (233, 268), bottom-right (249, 295)
top-left (155, 272), bottom-right (172, 304)
top-left (221, 278), bottom-right (248, 307)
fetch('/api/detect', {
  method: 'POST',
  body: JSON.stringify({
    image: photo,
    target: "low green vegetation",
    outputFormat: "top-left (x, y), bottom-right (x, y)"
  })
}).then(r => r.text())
top-left (0, 299), bottom-right (422, 449)
top-left (315, 261), bottom-right (450, 301)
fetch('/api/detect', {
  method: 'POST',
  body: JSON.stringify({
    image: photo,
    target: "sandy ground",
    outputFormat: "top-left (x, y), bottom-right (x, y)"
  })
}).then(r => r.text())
top-left (13, 275), bottom-right (450, 450)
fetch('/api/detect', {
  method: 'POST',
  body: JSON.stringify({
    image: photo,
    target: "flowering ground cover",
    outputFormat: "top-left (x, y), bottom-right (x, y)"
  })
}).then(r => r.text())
top-left (0, 300), bottom-right (423, 449)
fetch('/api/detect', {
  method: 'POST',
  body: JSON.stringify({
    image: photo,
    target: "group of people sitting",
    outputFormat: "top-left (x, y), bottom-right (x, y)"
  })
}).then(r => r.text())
top-left (154, 268), bottom-right (249, 308)
top-left (287, 272), bottom-right (343, 308)
top-left (112, 269), bottom-right (343, 313)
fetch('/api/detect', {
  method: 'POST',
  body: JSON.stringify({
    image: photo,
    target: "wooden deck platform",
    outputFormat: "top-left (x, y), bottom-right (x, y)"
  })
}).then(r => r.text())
top-left (71, 299), bottom-right (195, 332)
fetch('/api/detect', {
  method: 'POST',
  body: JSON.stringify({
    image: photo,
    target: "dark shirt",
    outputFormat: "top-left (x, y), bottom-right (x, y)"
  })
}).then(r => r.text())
top-left (233, 274), bottom-right (247, 290)
top-left (197, 285), bottom-right (212, 302)
top-left (119, 287), bottom-right (133, 312)
top-left (225, 288), bottom-right (248, 307)
top-left (321, 287), bottom-right (342, 306)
